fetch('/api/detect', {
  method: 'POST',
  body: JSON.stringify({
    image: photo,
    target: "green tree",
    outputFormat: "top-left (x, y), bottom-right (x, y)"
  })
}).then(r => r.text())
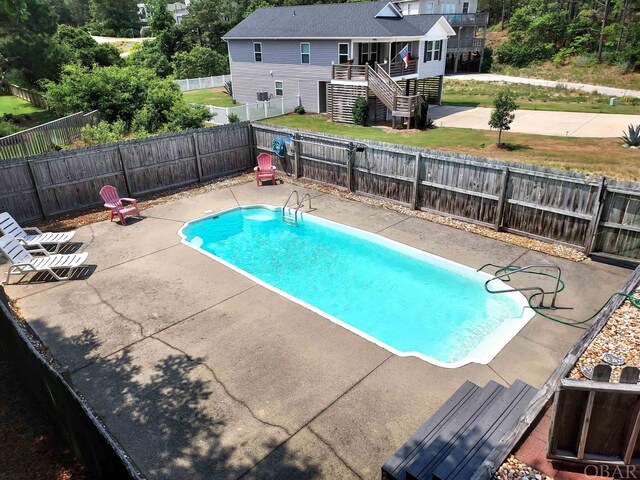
top-left (183, 0), bottom-right (239, 47)
top-left (44, 64), bottom-right (209, 132)
top-left (127, 40), bottom-right (172, 77)
top-left (148, 0), bottom-right (173, 33)
top-left (488, 90), bottom-right (517, 145)
top-left (49, 24), bottom-right (121, 72)
top-left (172, 46), bottom-right (229, 78)
top-left (88, 0), bottom-right (139, 35)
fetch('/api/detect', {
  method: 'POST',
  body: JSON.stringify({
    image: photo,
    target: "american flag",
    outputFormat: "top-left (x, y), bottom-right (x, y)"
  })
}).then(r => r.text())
top-left (398, 44), bottom-right (410, 67)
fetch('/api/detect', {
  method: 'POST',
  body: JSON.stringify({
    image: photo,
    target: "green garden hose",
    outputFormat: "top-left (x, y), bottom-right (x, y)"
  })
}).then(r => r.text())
top-left (478, 263), bottom-right (640, 328)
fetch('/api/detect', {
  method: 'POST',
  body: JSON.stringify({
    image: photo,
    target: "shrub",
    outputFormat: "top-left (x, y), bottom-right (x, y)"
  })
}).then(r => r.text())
top-left (228, 113), bottom-right (240, 123)
top-left (622, 124), bottom-right (640, 147)
top-left (140, 26), bottom-right (152, 37)
top-left (426, 117), bottom-right (436, 129)
top-left (80, 120), bottom-right (128, 145)
top-left (0, 121), bottom-right (19, 137)
top-left (480, 47), bottom-right (493, 73)
top-left (172, 46), bottom-right (229, 78)
top-left (573, 54), bottom-right (595, 68)
top-left (351, 97), bottom-right (369, 126)
top-left (496, 41), bottom-right (554, 67)
top-left (294, 105), bottom-right (305, 115)
top-left (223, 80), bottom-right (233, 97)
top-left (412, 97), bottom-right (428, 130)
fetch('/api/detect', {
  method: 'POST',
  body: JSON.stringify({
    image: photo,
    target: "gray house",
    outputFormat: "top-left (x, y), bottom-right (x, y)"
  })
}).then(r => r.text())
top-left (223, 1), bottom-right (456, 124)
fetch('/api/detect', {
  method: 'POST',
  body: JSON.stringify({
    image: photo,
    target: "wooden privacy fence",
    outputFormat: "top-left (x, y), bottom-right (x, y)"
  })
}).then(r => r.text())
top-left (0, 111), bottom-right (100, 160)
top-left (251, 123), bottom-right (640, 263)
top-left (0, 123), bottom-right (252, 221)
top-left (8, 84), bottom-right (47, 109)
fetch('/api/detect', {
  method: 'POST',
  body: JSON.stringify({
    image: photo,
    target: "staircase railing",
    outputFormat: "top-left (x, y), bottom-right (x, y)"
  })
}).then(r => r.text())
top-left (374, 64), bottom-right (403, 95)
top-left (367, 65), bottom-right (397, 111)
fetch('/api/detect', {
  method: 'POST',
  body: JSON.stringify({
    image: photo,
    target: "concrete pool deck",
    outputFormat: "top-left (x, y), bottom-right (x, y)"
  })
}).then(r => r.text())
top-left (1, 180), bottom-right (631, 480)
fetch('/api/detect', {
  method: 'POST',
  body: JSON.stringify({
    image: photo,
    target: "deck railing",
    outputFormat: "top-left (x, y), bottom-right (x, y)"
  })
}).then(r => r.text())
top-left (331, 64), bottom-right (369, 81)
top-left (440, 12), bottom-right (489, 26)
top-left (447, 37), bottom-right (485, 50)
top-left (386, 59), bottom-right (418, 77)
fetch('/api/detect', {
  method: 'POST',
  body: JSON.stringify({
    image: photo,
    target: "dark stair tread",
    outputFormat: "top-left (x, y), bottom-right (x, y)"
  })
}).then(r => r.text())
top-left (432, 380), bottom-right (538, 480)
top-left (447, 383), bottom-right (537, 480)
top-left (402, 381), bottom-right (506, 480)
top-left (382, 381), bottom-right (481, 480)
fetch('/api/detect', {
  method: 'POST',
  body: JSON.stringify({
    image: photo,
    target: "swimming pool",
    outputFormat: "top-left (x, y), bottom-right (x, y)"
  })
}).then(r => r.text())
top-left (179, 205), bottom-right (533, 368)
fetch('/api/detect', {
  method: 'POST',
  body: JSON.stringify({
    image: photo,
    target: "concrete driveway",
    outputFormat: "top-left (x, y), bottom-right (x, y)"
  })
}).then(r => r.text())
top-left (429, 105), bottom-right (640, 137)
top-left (1, 180), bottom-right (630, 479)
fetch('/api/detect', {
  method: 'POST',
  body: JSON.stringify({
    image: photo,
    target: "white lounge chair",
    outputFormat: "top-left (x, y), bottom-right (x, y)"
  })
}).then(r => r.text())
top-left (0, 235), bottom-right (88, 284)
top-left (0, 212), bottom-right (75, 252)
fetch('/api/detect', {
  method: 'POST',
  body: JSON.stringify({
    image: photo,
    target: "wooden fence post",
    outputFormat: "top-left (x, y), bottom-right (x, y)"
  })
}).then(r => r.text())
top-left (347, 142), bottom-right (355, 192)
top-left (193, 133), bottom-right (203, 183)
top-left (411, 152), bottom-right (421, 210)
top-left (27, 160), bottom-right (49, 220)
top-left (584, 177), bottom-right (607, 256)
top-left (117, 145), bottom-right (134, 196)
top-left (247, 123), bottom-right (256, 162)
top-left (495, 166), bottom-right (510, 231)
top-left (293, 132), bottom-right (301, 179)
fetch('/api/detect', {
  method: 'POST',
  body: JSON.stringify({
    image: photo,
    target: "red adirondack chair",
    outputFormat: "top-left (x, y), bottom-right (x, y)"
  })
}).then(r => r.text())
top-left (99, 185), bottom-right (140, 225)
top-left (254, 153), bottom-right (277, 186)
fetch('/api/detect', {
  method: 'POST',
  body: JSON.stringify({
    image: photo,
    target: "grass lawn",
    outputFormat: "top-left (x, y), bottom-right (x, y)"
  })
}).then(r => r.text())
top-left (183, 87), bottom-right (240, 108)
top-left (265, 114), bottom-right (640, 181)
top-left (442, 80), bottom-right (640, 114)
top-left (0, 95), bottom-right (58, 130)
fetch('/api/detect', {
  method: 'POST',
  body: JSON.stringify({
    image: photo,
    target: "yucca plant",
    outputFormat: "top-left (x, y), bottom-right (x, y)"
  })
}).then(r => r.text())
top-left (622, 124), bottom-right (640, 147)
top-left (223, 80), bottom-right (233, 97)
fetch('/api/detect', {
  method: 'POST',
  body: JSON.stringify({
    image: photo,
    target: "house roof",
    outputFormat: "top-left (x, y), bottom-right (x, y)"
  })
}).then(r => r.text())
top-left (223, 1), bottom-right (450, 40)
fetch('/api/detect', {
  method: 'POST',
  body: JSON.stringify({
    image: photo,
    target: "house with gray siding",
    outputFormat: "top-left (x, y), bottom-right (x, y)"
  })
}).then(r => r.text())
top-left (223, 1), bottom-right (456, 125)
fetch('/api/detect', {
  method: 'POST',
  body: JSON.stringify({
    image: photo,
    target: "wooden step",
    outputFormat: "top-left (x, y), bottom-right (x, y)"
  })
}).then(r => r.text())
top-left (382, 381), bottom-right (503, 480)
top-left (403, 381), bottom-right (506, 480)
top-left (430, 380), bottom-right (537, 480)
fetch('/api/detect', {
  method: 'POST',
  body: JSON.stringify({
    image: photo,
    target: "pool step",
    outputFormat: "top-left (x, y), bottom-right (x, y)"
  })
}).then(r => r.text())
top-left (382, 379), bottom-right (537, 480)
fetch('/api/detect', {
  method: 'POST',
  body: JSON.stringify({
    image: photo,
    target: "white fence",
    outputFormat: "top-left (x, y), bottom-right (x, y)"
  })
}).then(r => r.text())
top-left (205, 96), bottom-right (301, 125)
top-left (175, 74), bottom-right (232, 92)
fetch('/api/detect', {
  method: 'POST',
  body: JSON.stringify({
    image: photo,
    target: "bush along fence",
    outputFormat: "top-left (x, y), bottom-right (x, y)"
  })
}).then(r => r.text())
top-left (203, 96), bottom-right (301, 125)
top-left (8, 84), bottom-right (48, 109)
top-left (250, 122), bottom-right (640, 264)
top-left (0, 122), bottom-right (252, 222)
top-left (0, 289), bottom-right (145, 479)
top-left (2, 121), bottom-right (640, 264)
top-left (175, 74), bottom-right (232, 92)
top-left (0, 110), bottom-right (100, 160)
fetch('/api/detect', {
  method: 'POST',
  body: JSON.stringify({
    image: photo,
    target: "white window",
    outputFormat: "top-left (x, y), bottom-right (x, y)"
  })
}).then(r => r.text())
top-left (401, 2), bottom-right (417, 15)
top-left (300, 42), bottom-right (310, 64)
top-left (441, 3), bottom-right (456, 13)
top-left (423, 40), bottom-right (442, 62)
top-left (253, 42), bottom-right (262, 62)
top-left (425, 2), bottom-right (434, 13)
top-left (462, 2), bottom-right (469, 13)
top-left (338, 43), bottom-right (350, 64)
top-left (274, 80), bottom-right (283, 96)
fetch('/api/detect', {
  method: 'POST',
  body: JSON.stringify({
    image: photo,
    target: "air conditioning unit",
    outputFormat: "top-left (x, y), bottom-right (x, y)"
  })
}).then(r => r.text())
top-left (257, 91), bottom-right (269, 101)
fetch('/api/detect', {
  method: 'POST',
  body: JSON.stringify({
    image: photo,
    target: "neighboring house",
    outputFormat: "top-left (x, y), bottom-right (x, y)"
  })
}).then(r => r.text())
top-left (137, 0), bottom-right (190, 25)
top-left (393, 0), bottom-right (489, 73)
top-left (223, 1), bottom-right (456, 125)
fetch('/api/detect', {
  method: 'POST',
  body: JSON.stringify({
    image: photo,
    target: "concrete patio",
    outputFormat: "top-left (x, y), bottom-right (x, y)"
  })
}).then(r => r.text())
top-left (1, 180), bottom-right (631, 480)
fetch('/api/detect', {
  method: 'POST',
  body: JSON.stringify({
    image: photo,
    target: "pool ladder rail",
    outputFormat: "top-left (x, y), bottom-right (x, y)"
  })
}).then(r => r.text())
top-left (282, 190), bottom-right (313, 226)
top-left (478, 264), bottom-right (570, 310)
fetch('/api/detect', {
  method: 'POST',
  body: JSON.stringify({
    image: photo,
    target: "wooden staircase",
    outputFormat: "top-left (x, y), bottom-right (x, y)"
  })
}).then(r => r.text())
top-left (382, 380), bottom-right (537, 480)
top-left (367, 65), bottom-right (421, 119)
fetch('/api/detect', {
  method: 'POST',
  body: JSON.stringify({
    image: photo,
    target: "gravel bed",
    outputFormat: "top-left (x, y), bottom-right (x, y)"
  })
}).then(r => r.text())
top-left (285, 177), bottom-right (586, 263)
top-left (494, 455), bottom-right (554, 480)
top-left (568, 300), bottom-right (640, 382)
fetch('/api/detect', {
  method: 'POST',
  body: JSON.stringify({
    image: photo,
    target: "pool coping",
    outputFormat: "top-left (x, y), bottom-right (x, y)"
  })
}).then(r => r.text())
top-left (177, 204), bottom-right (536, 369)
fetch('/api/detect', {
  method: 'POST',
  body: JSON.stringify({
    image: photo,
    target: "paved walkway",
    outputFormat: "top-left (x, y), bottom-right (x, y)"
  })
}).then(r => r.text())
top-left (429, 105), bottom-right (640, 137)
top-left (1, 181), bottom-right (631, 479)
top-left (447, 73), bottom-right (640, 99)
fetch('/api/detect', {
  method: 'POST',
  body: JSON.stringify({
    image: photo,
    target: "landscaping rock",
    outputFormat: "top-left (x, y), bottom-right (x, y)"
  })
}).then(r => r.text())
top-left (494, 455), bottom-right (554, 480)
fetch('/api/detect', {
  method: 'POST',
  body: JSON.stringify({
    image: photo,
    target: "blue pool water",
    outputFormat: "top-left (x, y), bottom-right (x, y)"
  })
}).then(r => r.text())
top-left (180, 206), bottom-right (532, 367)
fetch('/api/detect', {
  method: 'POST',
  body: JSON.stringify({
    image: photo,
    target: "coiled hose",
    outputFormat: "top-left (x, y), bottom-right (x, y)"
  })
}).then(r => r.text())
top-left (479, 264), bottom-right (640, 328)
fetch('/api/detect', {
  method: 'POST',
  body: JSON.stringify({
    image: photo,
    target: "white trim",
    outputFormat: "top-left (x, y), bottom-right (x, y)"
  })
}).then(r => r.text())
top-left (225, 36), bottom-right (429, 41)
top-left (253, 41), bottom-right (262, 62)
top-left (177, 205), bottom-right (535, 369)
top-left (300, 42), bottom-right (310, 64)
top-left (330, 79), bottom-right (368, 86)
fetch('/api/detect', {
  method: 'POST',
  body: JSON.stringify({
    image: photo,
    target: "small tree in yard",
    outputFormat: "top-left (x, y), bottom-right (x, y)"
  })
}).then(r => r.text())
top-left (489, 90), bottom-right (517, 147)
top-left (351, 97), bottom-right (369, 126)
